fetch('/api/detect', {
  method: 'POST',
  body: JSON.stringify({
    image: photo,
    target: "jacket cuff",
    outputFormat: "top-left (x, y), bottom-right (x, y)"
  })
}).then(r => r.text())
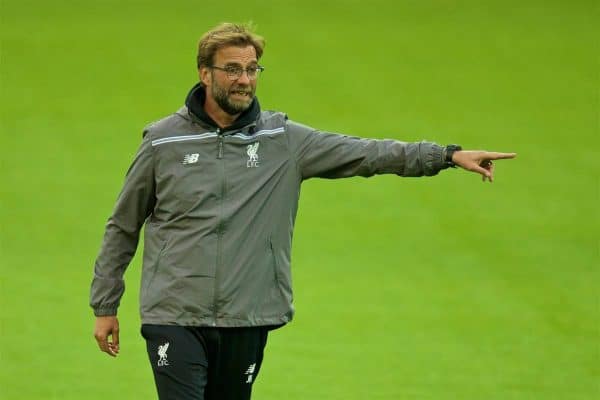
top-left (93, 306), bottom-right (118, 317)
top-left (423, 143), bottom-right (447, 175)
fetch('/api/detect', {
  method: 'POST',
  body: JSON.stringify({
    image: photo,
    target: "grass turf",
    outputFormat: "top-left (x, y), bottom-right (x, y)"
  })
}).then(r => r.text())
top-left (1, 0), bottom-right (598, 398)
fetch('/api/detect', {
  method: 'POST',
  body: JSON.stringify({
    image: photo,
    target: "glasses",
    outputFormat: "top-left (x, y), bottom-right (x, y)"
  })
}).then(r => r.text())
top-left (210, 64), bottom-right (265, 81)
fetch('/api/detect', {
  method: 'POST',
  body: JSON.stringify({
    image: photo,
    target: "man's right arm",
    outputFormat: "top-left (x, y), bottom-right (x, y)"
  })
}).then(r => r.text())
top-left (90, 131), bottom-right (155, 355)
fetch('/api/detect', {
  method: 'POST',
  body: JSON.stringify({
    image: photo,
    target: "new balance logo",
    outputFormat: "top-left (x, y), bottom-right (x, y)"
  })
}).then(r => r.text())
top-left (157, 342), bottom-right (170, 366)
top-left (246, 143), bottom-right (259, 168)
top-left (182, 153), bottom-right (199, 164)
top-left (244, 363), bottom-right (256, 383)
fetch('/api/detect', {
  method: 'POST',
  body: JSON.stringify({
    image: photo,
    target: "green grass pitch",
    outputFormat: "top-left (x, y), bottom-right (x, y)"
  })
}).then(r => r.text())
top-left (1, 0), bottom-right (598, 398)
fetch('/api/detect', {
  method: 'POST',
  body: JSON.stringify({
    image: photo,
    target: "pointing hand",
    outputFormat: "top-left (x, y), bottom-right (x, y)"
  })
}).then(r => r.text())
top-left (452, 150), bottom-right (517, 183)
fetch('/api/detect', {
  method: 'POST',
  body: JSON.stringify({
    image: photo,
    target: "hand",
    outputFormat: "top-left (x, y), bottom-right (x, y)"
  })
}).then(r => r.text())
top-left (94, 316), bottom-right (120, 357)
top-left (452, 150), bottom-right (517, 183)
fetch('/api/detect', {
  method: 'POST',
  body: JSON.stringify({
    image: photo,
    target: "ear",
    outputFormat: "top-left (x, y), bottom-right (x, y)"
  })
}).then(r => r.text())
top-left (199, 67), bottom-right (211, 86)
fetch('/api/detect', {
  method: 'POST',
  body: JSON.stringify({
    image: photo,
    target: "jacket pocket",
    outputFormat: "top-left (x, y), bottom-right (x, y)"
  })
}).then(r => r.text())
top-left (268, 237), bottom-right (288, 305)
top-left (140, 235), bottom-right (170, 311)
top-left (147, 238), bottom-right (169, 285)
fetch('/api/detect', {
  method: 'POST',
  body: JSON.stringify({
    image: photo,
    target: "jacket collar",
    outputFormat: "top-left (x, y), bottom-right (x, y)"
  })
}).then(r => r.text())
top-left (184, 83), bottom-right (260, 133)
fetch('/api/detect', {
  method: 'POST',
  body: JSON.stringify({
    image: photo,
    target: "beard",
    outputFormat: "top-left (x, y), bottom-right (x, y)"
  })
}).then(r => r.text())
top-left (211, 77), bottom-right (255, 115)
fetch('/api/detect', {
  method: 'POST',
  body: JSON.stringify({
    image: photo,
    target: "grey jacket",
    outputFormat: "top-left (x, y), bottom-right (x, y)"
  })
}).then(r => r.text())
top-left (90, 84), bottom-right (448, 327)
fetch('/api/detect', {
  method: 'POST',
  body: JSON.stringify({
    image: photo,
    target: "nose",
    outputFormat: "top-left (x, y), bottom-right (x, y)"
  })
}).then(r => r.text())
top-left (236, 70), bottom-right (251, 84)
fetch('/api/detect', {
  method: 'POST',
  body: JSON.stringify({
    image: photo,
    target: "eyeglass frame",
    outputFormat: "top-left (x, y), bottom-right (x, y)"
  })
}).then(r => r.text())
top-left (209, 64), bottom-right (265, 81)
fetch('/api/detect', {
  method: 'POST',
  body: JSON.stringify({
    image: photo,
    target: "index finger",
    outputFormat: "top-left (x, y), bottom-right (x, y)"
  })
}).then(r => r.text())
top-left (112, 329), bottom-right (119, 348)
top-left (96, 336), bottom-right (109, 352)
top-left (484, 152), bottom-right (517, 160)
top-left (95, 333), bottom-right (116, 357)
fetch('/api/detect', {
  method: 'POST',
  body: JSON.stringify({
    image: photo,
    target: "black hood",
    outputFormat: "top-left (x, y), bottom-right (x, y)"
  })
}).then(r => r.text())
top-left (184, 83), bottom-right (261, 132)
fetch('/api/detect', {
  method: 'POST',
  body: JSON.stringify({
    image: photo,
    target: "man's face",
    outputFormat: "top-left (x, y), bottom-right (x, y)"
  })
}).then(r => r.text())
top-left (201, 45), bottom-right (258, 115)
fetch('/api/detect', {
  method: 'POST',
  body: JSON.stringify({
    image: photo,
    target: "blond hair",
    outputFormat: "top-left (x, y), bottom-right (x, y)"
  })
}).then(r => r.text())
top-left (197, 22), bottom-right (265, 69)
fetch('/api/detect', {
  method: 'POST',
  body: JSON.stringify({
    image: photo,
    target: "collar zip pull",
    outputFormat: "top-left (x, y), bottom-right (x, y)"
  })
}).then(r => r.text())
top-left (216, 128), bottom-right (223, 159)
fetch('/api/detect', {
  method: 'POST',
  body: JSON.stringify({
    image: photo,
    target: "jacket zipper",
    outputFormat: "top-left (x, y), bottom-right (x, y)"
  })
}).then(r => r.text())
top-left (213, 128), bottom-right (224, 326)
top-left (213, 126), bottom-right (257, 325)
top-left (217, 135), bottom-right (224, 159)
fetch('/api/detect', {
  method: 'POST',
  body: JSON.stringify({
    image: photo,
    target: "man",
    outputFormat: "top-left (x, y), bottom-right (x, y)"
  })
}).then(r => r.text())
top-left (90, 23), bottom-right (515, 400)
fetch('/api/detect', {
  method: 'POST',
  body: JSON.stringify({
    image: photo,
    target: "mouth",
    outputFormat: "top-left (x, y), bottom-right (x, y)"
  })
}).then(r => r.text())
top-left (229, 89), bottom-right (252, 99)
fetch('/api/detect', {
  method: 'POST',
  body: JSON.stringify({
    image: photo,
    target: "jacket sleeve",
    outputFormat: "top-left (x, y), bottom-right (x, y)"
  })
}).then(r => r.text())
top-left (89, 131), bottom-right (155, 316)
top-left (286, 120), bottom-right (448, 180)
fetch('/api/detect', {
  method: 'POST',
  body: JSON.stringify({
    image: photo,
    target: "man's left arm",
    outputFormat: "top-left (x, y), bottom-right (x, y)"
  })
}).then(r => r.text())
top-left (286, 120), bottom-right (516, 181)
